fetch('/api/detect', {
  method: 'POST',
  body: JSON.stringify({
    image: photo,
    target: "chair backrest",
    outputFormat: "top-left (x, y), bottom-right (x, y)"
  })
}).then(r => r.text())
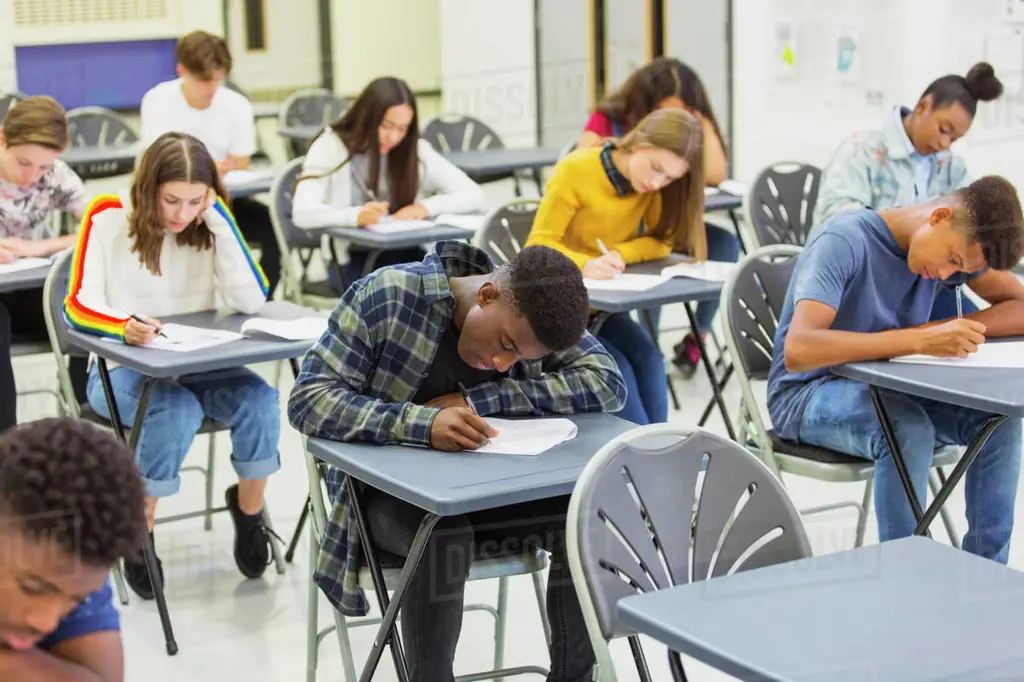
top-left (269, 156), bottom-right (322, 250)
top-left (66, 107), bottom-right (140, 148)
top-left (0, 91), bottom-right (26, 117)
top-left (279, 89), bottom-right (349, 157)
top-left (421, 113), bottom-right (505, 153)
top-left (566, 424), bottom-right (810, 677)
top-left (476, 199), bottom-right (539, 264)
top-left (42, 248), bottom-right (82, 417)
top-left (746, 162), bottom-right (821, 247)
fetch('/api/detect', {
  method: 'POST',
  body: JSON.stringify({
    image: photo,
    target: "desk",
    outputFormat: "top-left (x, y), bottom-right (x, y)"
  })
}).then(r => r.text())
top-left (68, 300), bottom-right (319, 656)
top-left (63, 145), bottom-right (139, 180)
top-left (833, 349), bottom-right (1022, 536)
top-left (325, 221), bottom-right (477, 278)
top-left (225, 173), bottom-right (276, 200)
top-left (0, 263), bottom-right (51, 294)
top-left (617, 536), bottom-right (1024, 682)
top-left (307, 412), bottom-right (633, 681)
top-left (277, 124), bottom-right (320, 147)
top-left (443, 147), bottom-right (560, 196)
top-left (704, 189), bottom-right (748, 254)
top-left (587, 257), bottom-right (734, 439)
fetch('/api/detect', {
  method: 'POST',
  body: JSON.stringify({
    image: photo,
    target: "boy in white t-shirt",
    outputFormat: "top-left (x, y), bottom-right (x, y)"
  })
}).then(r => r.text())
top-left (139, 30), bottom-right (280, 296)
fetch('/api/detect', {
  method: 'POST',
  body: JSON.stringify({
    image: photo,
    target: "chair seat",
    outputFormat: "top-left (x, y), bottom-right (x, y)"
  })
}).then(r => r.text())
top-left (358, 546), bottom-right (549, 589)
top-left (79, 403), bottom-right (227, 435)
top-left (10, 338), bottom-right (52, 357)
top-left (769, 430), bottom-right (962, 482)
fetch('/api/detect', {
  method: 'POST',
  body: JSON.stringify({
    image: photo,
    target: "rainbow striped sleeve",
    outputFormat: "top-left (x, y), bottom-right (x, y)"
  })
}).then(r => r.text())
top-left (213, 196), bottom-right (270, 297)
top-left (63, 194), bottom-right (131, 341)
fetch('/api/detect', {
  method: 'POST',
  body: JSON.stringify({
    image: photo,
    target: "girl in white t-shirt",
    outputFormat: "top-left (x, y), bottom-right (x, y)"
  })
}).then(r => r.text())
top-left (64, 131), bottom-right (280, 600)
top-left (0, 95), bottom-right (91, 431)
top-left (293, 76), bottom-right (485, 291)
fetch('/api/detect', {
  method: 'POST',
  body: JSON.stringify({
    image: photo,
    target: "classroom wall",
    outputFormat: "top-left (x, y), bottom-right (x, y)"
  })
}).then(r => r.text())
top-left (537, 0), bottom-right (590, 148)
top-left (226, 0), bottom-right (320, 95)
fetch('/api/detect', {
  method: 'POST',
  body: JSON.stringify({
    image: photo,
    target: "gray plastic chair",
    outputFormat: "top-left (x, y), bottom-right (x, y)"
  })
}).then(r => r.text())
top-left (566, 424), bottom-right (812, 682)
top-left (278, 89), bottom-right (349, 158)
top-left (65, 106), bottom-right (139, 179)
top-left (422, 113), bottom-right (533, 195)
top-left (0, 91), bottom-right (26, 117)
top-left (745, 162), bottom-right (822, 247)
top-left (476, 198), bottom-right (539, 264)
top-left (268, 156), bottom-right (337, 308)
top-left (720, 245), bottom-right (962, 549)
top-left (302, 443), bottom-right (551, 682)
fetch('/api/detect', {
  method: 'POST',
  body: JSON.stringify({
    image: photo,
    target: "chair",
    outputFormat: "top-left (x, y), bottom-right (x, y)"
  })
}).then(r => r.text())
top-left (476, 198), bottom-right (539, 264)
top-left (744, 162), bottom-right (822, 247)
top-left (566, 424), bottom-right (812, 682)
top-left (0, 91), bottom-right (26, 116)
top-left (421, 113), bottom-right (538, 195)
top-left (65, 107), bottom-right (140, 179)
top-left (278, 89), bottom-right (349, 158)
top-left (42, 250), bottom-right (286, 608)
top-left (268, 156), bottom-right (338, 309)
top-left (303, 444), bottom-right (551, 682)
top-left (720, 245), bottom-right (962, 549)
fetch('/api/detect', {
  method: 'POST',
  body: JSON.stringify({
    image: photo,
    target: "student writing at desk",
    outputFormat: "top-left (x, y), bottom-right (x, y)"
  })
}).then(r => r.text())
top-left (0, 96), bottom-right (92, 431)
top-left (769, 176), bottom-right (1024, 562)
top-left (528, 108), bottom-right (705, 425)
top-left (293, 76), bottom-right (485, 292)
top-left (288, 243), bottom-right (625, 682)
top-left (63, 133), bottom-right (281, 601)
top-left (815, 62), bottom-right (1004, 321)
top-left (0, 418), bottom-right (147, 682)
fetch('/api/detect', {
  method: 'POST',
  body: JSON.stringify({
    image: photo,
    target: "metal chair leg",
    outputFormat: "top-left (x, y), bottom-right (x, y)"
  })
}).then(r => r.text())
top-left (306, 537), bottom-right (321, 682)
top-left (854, 479), bottom-right (873, 548)
top-left (112, 564), bottom-right (130, 606)
top-left (333, 602), bottom-right (358, 682)
top-left (204, 438), bottom-right (216, 532)
top-left (263, 503), bottom-right (287, 576)
top-left (493, 577), bottom-right (509, 682)
top-left (930, 469), bottom-right (962, 549)
top-left (531, 571), bottom-right (552, 647)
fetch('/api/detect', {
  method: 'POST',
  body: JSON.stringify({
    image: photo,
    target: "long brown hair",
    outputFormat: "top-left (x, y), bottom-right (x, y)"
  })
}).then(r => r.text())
top-left (617, 108), bottom-right (707, 260)
top-left (129, 132), bottom-right (225, 275)
top-left (2, 96), bottom-right (68, 150)
top-left (598, 57), bottom-right (727, 158)
top-left (297, 77), bottom-right (421, 209)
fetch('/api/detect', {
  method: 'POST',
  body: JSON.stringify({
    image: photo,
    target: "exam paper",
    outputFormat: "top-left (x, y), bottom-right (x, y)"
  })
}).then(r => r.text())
top-left (583, 274), bottom-right (669, 292)
top-left (661, 260), bottom-right (737, 282)
top-left (240, 316), bottom-right (328, 341)
top-left (0, 257), bottom-right (52, 274)
top-left (222, 169), bottom-right (274, 188)
top-left (472, 418), bottom-right (578, 456)
top-left (435, 214), bottom-right (486, 231)
top-left (891, 341), bottom-right (1024, 369)
top-left (366, 218), bottom-right (437, 233)
top-left (139, 323), bottom-right (242, 352)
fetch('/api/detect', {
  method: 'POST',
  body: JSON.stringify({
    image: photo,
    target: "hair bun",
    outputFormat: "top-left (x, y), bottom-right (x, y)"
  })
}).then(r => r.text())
top-left (965, 62), bottom-right (1004, 102)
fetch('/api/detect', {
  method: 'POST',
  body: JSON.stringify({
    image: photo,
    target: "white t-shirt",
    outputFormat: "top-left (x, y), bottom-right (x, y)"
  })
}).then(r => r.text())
top-left (139, 79), bottom-right (256, 162)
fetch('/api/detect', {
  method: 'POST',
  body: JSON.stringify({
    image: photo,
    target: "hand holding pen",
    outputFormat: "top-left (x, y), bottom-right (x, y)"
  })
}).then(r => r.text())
top-left (124, 314), bottom-right (166, 346)
top-left (583, 238), bottom-right (626, 279)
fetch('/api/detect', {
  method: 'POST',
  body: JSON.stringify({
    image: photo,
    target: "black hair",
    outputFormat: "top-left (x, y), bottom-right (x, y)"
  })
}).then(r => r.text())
top-left (499, 245), bottom-right (590, 351)
top-left (0, 418), bottom-right (147, 567)
top-left (920, 62), bottom-right (1003, 118)
top-left (955, 175), bottom-right (1024, 270)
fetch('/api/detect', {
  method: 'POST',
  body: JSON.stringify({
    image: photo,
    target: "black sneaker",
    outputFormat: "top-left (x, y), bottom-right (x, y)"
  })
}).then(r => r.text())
top-left (124, 532), bottom-right (163, 601)
top-left (225, 485), bottom-right (272, 579)
top-left (672, 334), bottom-right (702, 379)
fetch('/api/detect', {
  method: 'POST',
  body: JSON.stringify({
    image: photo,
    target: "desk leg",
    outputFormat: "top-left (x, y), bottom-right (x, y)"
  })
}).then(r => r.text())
top-left (347, 477), bottom-right (441, 682)
top-left (668, 650), bottom-right (690, 682)
top-left (283, 357), bottom-right (309, 564)
top-left (728, 210), bottom-right (748, 255)
top-left (698, 364), bottom-right (734, 427)
top-left (363, 250), bottom-right (382, 277)
top-left (868, 386), bottom-right (928, 531)
top-left (683, 304), bottom-right (736, 440)
top-left (639, 309), bottom-right (681, 411)
top-left (95, 359), bottom-right (180, 656)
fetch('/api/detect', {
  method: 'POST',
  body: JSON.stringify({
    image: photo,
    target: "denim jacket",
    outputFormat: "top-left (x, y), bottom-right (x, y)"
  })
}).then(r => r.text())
top-left (814, 107), bottom-right (971, 225)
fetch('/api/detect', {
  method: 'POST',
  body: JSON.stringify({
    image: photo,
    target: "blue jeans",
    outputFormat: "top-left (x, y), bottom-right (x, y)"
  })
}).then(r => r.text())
top-left (596, 313), bottom-right (668, 425)
top-left (645, 223), bottom-right (741, 336)
top-left (87, 365), bottom-right (282, 498)
top-left (930, 286), bottom-right (980, 321)
top-left (798, 378), bottom-right (1022, 563)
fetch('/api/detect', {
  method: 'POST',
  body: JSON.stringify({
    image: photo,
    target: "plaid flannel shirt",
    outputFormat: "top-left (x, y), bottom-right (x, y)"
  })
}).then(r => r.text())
top-left (287, 241), bottom-right (627, 616)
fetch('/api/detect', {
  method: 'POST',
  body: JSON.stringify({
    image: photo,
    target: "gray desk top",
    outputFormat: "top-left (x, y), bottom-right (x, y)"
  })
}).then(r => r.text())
top-left (63, 145), bottom-right (140, 166)
top-left (67, 301), bottom-right (321, 379)
top-left (587, 256), bottom-right (723, 314)
top-left (226, 175), bottom-right (275, 199)
top-left (307, 412), bottom-right (634, 516)
top-left (326, 223), bottom-right (476, 250)
top-left (704, 190), bottom-right (744, 213)
top-left (617, 536), bottom-right (1024, 682)
top-left (0, 263), bottom-right (51, 294)
top-left (442, 148), bottom-right (561, 175)
top-left (833, 338), bottom-right (1024, 417)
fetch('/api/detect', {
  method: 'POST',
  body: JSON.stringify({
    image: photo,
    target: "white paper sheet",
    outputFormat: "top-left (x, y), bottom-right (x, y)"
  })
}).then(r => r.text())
top-left (240, 316), bottom-right (328, 341)
top-left (222, 169), bottom-right (274, 188)
top-left (0, 257), bottom-right (52, 274)
top-left (717, 179), bottom-right (749, 197)
top-left (435, 213), bottom-right (486, 231)
top-left (365, 218), bottom-right (437, 233)
top-left (661, 260), bottom-right (737, 282)
top-left (471, 418), bottom-right (578, 456)
top-left (583, 274), bottom-right (669, 292)
top-left (891, 341), bottom-right (1024, 369)
top-left (138, 323), bottom-right (242, 352)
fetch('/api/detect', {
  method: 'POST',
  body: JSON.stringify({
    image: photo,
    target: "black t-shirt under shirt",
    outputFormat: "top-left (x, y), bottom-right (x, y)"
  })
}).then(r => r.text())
top-left (412, 325), bottom-right (502, 405)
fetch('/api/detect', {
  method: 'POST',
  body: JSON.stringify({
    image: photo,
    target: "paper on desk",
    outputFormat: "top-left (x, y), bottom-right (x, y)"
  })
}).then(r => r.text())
top-left (240, 316), bottom-right (328, 341)
top-left (133, 323), bottom-right (242, 352)
top-left (222, 169), bottom-right (274, 188)
top-left (365, 218), bottom-right (437, 233)
top-left (472, 418), bottom-right (578, 456)
top-left (891, 341), bottom-right (1024, 368)
top-left (0, 257), bottom-right (52, 274)
top-left (661, 260), bottom-right (737, 282)
top-left (583, 274), bottom-right (669, 292)
top-left (717, 179), bottom-right (748, 197)
top-left (435, 214), bottom-right (486, 231)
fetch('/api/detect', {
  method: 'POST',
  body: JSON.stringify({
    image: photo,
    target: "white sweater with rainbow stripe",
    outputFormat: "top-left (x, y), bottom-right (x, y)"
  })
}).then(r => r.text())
top-left (64, 191), bottom-right (269, 342)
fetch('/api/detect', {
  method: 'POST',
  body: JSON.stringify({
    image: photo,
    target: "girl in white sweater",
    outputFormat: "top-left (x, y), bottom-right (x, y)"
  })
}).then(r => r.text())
top-left (64, 132), bottom-right (280, 600)
top-left (293, 76), bottom-right (485, 290)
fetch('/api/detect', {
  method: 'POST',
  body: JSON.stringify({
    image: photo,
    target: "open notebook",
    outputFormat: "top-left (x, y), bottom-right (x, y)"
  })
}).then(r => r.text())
top-left (470, 418), bottom-right (578, 456)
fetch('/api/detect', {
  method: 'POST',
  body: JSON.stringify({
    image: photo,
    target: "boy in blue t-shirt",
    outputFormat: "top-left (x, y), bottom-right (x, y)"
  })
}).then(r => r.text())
top-left (768, 175), bottom-right (1024, 562)
top-left (0, 418), bottom-right (146, 680)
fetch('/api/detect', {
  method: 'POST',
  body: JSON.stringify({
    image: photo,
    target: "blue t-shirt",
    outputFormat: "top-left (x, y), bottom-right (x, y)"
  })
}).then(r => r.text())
top-left (37, 582), bottom-right (119, 651)
top-left (767, 209), bottom-right (970, 441)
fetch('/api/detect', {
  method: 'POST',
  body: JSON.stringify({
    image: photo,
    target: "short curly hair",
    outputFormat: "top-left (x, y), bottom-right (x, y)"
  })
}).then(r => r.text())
top-left (495, 245), bottom-right (590, 351)
top-left (0, 418), bottom-right (146, 567)
top-left (955, 175), bottom-right (1024, 270)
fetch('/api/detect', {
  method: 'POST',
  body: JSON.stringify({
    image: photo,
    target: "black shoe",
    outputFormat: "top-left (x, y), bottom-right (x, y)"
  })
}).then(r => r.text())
top-left (672, 334), bottom-right (701, 379)
top-left (124, 532), bottom-right (163, 601)
top-left (226, 485), bottom-right (272, 579)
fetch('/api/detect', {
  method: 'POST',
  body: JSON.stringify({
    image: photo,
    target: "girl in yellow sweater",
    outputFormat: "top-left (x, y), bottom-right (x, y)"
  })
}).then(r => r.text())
top-left (527, 108), bottom-right (705, 424)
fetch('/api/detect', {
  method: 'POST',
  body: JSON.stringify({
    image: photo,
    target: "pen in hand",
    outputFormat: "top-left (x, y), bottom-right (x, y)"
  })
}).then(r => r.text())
top-left (956, 285), bottom-right (963, 319)
top-left (458, 382), bottom-right (492, 446)
top-left (130, 314), bottom-right (167, 339)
